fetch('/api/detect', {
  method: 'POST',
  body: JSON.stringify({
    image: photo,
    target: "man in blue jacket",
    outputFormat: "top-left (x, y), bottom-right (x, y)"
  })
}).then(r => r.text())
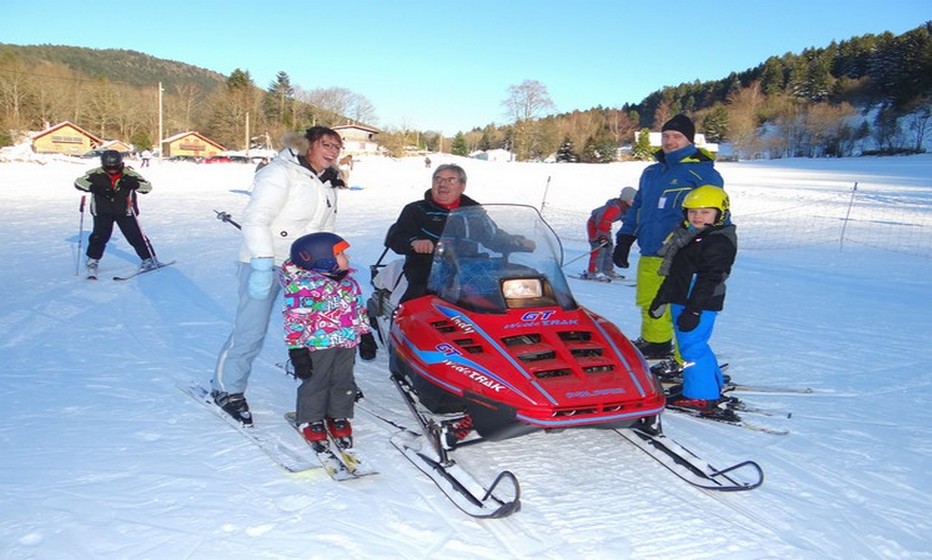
top-left (614, 115), bottom-right (724, 359)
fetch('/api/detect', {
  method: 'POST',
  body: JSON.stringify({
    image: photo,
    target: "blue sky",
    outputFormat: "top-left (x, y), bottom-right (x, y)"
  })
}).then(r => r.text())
top-left (2, 0), bottom-right (928, 133)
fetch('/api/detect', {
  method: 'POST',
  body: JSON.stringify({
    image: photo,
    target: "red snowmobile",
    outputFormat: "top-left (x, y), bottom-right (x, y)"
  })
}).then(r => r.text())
top-left (368, 204), bottom-right (762, 518)
top-left (379, 204), bottom-right (666, 439)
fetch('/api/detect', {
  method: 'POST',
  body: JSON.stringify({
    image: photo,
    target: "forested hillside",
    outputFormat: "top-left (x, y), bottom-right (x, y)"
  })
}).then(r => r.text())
top-left (1, 21), bottom-right (930, 161)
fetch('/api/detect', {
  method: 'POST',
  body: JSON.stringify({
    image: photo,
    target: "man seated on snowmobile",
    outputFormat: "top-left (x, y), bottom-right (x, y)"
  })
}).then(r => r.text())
top-left (385, 163), bottom-right (534, 303)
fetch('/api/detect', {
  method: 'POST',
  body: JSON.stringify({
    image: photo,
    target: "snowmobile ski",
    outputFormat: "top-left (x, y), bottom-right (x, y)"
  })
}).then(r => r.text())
top-left (389, 373), bottom-right (521, 518)
top-left (616, 424), bottom-right (764, 491)
top-left (178, 383), bottom-right (318, 473)
top-left (390, 430), bottom-right (520, 519)
top-left (284, 412), bottom-right (376, 480)
top-left (113, 260), bottom-right (176, 281)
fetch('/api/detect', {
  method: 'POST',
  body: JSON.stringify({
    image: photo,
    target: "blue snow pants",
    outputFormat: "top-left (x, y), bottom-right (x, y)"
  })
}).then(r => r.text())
top-left (212, 262), bottom-right (282, 394)
top-left (672, 303), bottom-right (724, 400)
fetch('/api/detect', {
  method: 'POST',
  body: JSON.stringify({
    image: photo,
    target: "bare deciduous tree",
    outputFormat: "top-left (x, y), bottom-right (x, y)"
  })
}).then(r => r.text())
top-left (502, 80), bottom-right (555, 160)
top-left (502, 79), bottom-right (555, 123)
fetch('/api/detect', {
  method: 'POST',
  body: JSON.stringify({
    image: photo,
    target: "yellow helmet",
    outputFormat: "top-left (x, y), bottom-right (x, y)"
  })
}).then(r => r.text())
top-left (683, 185), bottom-right (729, 225)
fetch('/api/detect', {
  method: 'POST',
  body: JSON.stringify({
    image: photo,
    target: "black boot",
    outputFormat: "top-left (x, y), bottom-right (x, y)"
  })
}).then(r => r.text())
top-left (633, 338), bottom-right (673, 360)
top-left (211, 391), bottom-right (253, 427)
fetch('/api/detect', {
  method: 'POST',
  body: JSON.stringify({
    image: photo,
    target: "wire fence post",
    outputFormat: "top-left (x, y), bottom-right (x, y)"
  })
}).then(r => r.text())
top-left (540, 176), bottom-right (551, 213)
top-left (839, 182), bottom-right (858, 252)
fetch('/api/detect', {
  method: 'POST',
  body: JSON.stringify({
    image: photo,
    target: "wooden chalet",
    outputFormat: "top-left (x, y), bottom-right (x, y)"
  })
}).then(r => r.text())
top-left (31, 121), bottom-right (102, 156)
top-left (332, 124), bottom-right (381, 155)
top-left (162, 131), bottom-right (225, 158)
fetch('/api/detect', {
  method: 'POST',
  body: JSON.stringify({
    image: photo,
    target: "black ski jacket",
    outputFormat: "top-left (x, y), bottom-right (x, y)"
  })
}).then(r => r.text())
top-left (654, 223), bottom-right (737, 312)
top-left (74, 166), bottom-right (152, 216)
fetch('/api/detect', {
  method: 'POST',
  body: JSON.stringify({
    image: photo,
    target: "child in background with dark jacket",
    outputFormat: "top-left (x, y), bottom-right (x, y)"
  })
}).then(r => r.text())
top-left (648, 186), bottom-right (736, 412)
top-left (281, 232), bottom-right (377, 451)
top-left (74, 149), bottom-right (157, 278)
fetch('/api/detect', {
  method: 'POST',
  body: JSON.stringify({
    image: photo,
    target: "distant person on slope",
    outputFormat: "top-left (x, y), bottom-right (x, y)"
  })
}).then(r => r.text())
top-left (614, 114), bottom-right (724, 360)
top-left (211, 126), bottom-right (344, 426)
top-left (74, 150), bottom-right (158, 278)
top-left (582, 186), bottom-right (637, 281)
top-left (649, 186), bottom-right (736, 411)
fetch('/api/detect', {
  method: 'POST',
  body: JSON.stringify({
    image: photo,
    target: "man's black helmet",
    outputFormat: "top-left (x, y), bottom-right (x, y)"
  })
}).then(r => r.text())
top-left (100, 150), bottom-right (123, 171)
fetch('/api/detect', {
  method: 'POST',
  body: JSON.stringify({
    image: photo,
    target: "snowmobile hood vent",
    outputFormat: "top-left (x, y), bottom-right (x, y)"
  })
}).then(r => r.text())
top-left (557, 330), bottom-right (592, 342)
top-left (430, 320), bottom-right (456, 333)
top-left (501, 334), bottom-right (542, 346)
top-left (453, 337), bottom-right (484, 354)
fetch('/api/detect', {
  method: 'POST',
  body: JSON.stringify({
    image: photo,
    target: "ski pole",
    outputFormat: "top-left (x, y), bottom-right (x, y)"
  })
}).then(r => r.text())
top-left (132, 211), bottom-right (164, 270)
top-left (214, 209), bottom-right (242, 230)
top-left (75, 195), bottom-right (86, 275)
top-left (562, 239), bottom-right (609, 269)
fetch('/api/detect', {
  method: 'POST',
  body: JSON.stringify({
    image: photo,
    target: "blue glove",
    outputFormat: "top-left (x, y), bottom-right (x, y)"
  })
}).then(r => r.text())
top-left (247, 257), bottom-right (274, 300)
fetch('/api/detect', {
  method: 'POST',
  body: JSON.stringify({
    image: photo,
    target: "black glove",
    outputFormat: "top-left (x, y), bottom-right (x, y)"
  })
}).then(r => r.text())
top-left (121, 175), bottom-right (140, 190)
top-left (288, 347), bottom-right (313, 379)
top-left (358, 333), bottom-right (377, 361)
top-left (613, 234), bottom-right (636, 268)
top-left (677, 308), bottom-right (701, 332)
top-left (649, 296), bottom-right (667, 319)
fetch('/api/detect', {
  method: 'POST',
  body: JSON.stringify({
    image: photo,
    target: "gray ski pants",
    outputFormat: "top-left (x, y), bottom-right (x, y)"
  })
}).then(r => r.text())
top-left (296, 347), bottom-right (356, 426)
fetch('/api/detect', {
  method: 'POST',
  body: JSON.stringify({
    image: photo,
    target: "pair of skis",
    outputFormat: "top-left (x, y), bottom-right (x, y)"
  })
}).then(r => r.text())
top-left (284, 412), bottom-right (376, 481)
top-left (567, 272), bottom-right (636, 287)
top-left (179, 383), bottom-right (317, 473)
top-left (650, 359), bottom-right (805, 435)
top-left (88, 260), bottom-right (176, 281)
top-left (180, 383), bottom-right (375, 481)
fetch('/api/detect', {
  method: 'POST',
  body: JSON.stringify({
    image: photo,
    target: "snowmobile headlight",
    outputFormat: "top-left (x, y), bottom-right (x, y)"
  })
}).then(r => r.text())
top-left (502, 278), bottom-right (542, 300)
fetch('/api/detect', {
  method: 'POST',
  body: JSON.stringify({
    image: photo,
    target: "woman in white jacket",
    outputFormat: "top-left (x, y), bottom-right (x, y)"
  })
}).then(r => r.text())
top-left (211, 126), bottom-right (344, 426)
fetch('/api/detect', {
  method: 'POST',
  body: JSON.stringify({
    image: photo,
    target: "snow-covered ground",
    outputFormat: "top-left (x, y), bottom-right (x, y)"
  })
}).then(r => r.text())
top-left (1, 150), bottom-right (930, 559)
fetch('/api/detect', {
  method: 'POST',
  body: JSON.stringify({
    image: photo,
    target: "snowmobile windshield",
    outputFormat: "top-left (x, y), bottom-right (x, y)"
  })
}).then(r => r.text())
top-left (427, 204), bottom-right (577, 313)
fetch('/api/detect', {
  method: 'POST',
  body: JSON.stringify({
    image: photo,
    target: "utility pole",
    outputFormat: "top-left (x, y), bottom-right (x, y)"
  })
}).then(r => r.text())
top-left (244, 112), bottom-right (250, 156)
top-left (157, 82), bottom-right (163, 162)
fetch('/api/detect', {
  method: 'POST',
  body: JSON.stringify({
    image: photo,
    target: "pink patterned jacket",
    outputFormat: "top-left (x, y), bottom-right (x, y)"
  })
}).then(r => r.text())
top-left (280, 260), bottom-right (370, 350)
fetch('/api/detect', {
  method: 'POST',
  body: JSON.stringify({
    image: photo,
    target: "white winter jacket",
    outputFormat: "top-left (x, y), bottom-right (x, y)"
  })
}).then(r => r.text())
top-left (238, 136), bottom-right (338, 265)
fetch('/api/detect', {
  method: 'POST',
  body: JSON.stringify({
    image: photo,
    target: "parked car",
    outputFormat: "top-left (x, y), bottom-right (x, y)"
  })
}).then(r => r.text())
top-left (80, 149), bottom-right (106, 159)
top-left (200, 155), bottom-right (231, 164)
top-left (228, 155), bottom-right (251, 164)
top-left (167, 155), bottom-right (200, 163)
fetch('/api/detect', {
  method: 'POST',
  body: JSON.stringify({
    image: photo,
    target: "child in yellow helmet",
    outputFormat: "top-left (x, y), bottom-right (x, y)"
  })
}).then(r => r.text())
top-left (648, 186), bottom-right (737, 411)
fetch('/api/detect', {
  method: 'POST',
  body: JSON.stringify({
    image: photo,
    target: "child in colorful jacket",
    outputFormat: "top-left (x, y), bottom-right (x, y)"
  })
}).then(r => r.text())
top-left (281, 232), bottom-right (377, 450)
